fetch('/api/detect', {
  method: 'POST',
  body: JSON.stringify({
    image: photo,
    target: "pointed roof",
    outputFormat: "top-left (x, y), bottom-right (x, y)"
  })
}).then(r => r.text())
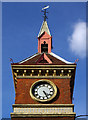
top-left (38, 21), bottom-right (51, 37)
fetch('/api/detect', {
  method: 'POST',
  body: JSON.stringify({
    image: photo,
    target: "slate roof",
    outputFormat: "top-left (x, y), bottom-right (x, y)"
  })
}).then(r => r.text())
top-left (11, 52), bottom-right (75, 65)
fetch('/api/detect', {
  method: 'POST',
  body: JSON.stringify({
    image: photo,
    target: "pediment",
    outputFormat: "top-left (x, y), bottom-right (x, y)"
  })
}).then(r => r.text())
top-left (36, 53), bottom-right (52, 64)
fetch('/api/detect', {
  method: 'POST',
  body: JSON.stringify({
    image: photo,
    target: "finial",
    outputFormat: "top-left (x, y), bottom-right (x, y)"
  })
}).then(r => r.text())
top-left (10, 58), bottom-right (13, 63)
top-left (75, 59), bottom-right (79, 64)
top-left (41, 5), bottom-right (49, 21)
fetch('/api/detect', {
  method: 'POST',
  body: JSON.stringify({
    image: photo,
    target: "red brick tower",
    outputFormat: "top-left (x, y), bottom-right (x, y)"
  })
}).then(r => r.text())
top-left (11, 7), bottom-right (76, 120)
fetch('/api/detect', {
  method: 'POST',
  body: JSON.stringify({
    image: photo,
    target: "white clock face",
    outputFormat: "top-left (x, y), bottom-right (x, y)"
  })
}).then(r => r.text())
top-left (30, 80), bottom-right (57, 102)
top-left (34, 84), bottom-right (54, 100)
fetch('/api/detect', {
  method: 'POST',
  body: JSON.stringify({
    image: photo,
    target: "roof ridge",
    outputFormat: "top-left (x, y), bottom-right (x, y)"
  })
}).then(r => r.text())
top-left (50, 52), bottom-right (74, 64)
top-left (19, 53), bottom-right (40, 64)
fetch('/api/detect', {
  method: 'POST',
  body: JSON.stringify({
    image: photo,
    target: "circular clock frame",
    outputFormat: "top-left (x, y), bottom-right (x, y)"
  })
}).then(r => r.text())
top-left (30, 79), bottom-right (57, 102)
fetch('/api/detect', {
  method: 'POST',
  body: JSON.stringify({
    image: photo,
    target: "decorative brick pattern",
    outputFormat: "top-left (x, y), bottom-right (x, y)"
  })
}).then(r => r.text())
top-left (13, 68), bottom-right (74, 77)
top-left (14, 107), bottom-right (73, 114)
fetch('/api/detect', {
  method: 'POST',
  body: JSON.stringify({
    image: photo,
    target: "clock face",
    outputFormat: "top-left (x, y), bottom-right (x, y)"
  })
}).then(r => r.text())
top-left (34, 83), bottom-right (54, 100)
top-left (30, 80), bottom-right (57, 102)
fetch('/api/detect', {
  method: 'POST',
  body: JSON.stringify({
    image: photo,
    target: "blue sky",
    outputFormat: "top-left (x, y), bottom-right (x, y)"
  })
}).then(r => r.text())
top-left (2, 2), bottom-right (86, 118)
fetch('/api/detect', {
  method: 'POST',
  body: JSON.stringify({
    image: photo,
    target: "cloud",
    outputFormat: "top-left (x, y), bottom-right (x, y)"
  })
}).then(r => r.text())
top-left (68, 21), bottom-right (86, 58)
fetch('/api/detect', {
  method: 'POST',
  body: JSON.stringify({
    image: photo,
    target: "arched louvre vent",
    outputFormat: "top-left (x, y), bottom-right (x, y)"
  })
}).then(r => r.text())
top-left (41, 43), bottom-right (48, 53)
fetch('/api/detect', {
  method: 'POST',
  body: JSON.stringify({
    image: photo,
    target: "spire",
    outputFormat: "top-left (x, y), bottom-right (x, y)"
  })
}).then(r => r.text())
top-left (38, 6), bottom-right (52, 53)
top-left (38, 21), bottom-right (51, 37)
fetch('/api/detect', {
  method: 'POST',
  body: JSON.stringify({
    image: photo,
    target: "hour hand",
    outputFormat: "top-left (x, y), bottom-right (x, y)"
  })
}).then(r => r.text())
top-left (43, 91), bottom-right (48, 97)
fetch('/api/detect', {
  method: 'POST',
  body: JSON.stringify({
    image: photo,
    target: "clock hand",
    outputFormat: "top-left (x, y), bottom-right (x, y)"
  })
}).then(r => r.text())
top-left (43, 91), bottom-right (48, 97)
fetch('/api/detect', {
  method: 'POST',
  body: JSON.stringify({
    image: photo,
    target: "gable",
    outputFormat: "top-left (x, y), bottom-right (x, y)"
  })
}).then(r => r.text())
top-left (11, 52), bottom-right (75, 65)
top-left (36, 53), bottom-right (52, 64)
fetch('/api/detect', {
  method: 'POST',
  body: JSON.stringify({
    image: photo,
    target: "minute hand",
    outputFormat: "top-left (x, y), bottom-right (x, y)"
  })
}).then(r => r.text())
top-left (43, 91), bottom-right (48, 97)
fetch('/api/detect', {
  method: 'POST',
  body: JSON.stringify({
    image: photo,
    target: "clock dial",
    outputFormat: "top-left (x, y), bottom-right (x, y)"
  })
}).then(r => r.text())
top-left (30, 80), bottom-right (57, 102)
top-left (34, 84), bottom-right (54, 100)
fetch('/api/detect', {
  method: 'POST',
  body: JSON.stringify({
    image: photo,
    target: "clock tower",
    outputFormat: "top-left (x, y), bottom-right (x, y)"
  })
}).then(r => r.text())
top-left (11, 7), bottom-right (76, 120)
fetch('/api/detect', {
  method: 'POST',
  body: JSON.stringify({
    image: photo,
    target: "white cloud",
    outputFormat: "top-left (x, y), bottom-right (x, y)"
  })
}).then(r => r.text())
top-left (68, 21), bottom-right (86, 58)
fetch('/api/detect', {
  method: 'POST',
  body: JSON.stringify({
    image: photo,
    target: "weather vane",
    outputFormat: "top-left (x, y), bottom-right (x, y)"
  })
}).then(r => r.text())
top-left (41, 5), bottom-right (49, 21)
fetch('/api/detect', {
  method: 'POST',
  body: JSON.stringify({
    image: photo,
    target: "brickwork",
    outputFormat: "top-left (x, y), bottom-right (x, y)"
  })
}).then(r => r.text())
top-left (11, 10), bottom-right (76, 120)
top-left (12, 116), bottom-right (75, 120)
top-left (38, 31), bottom-right (52, 53)
top-left (15, 78), bottom-right (71, 104)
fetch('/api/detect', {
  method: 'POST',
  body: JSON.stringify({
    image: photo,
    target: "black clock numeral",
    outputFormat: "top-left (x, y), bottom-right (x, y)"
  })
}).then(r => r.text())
top-left (36, 95), bottom-right (39, 98)
top-left (44, 84), bottom-right (48, 87)
top-left (47, 95), bottom-right (51, 98)
top-left (49, 88), bottom-right (53, 91)
top-left (44, 96), bottom-right (48, 99)
top-left (50, 92), bottom-right (53, 95)
top-left (35, 89), bottom-right (38, 92)
top-left (40, 96), bottom-right (43, 99)
top-left (48, 85), bottom-right (51, 88)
